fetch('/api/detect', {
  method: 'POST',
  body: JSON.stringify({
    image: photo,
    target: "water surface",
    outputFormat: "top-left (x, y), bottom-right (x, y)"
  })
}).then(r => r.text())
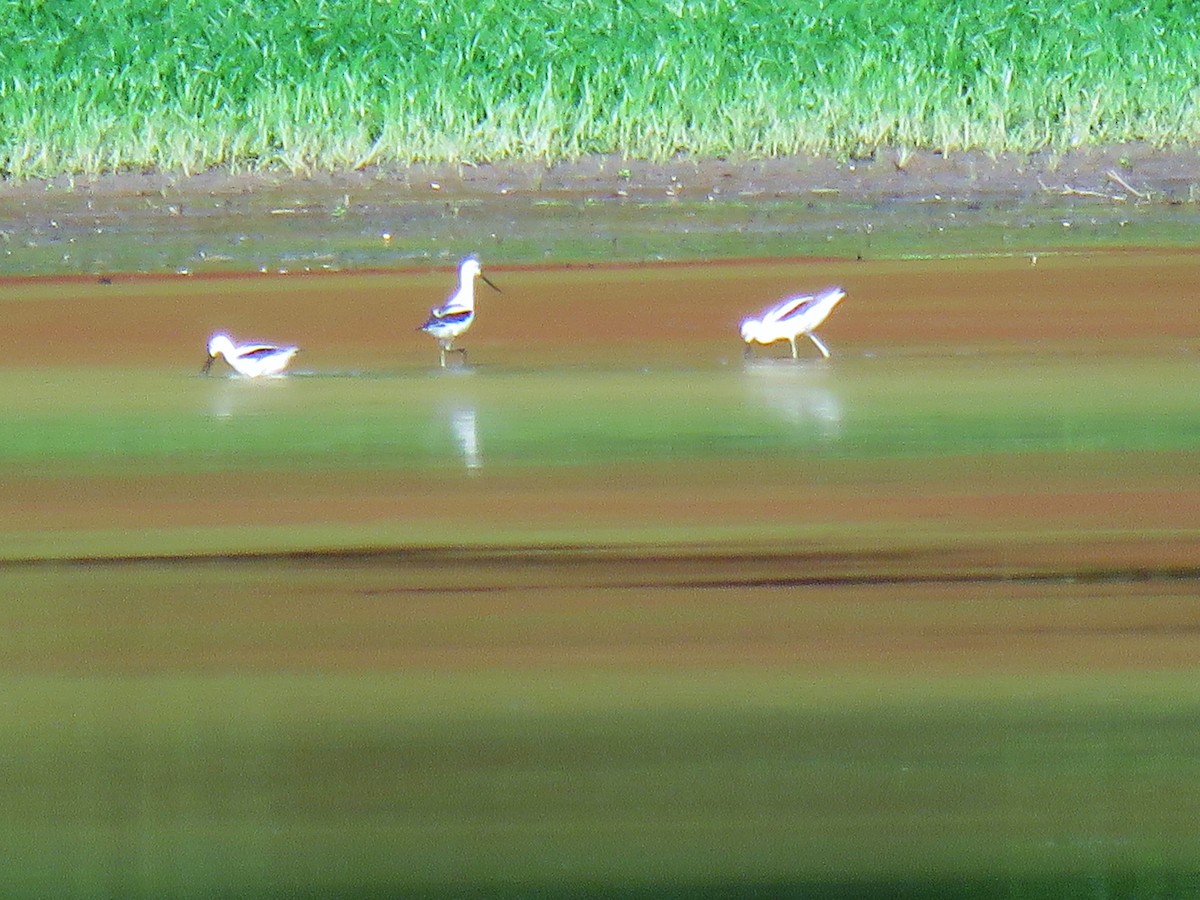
top-left (2, 252), bottom-right (1199, 897)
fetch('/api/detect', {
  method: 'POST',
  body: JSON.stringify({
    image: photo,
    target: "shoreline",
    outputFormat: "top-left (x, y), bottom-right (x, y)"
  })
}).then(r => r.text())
top-left (2, 146), bottom-right (1199, 277)
top-left (2, 145), bottom-right (1198, 204)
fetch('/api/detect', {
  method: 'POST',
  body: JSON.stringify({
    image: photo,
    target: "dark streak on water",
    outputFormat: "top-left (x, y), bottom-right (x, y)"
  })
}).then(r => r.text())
top-left (5, 545), bottom-right (1199, 588)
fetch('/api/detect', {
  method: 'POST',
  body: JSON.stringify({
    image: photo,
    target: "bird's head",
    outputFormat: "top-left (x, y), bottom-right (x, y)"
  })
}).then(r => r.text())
top-left (460, 257), bottom-right (483, 280)
top-left (462, 256), bottom-right (502, 293)
top-left (739, 317), bottom-right (761, 343)
top-left (207, 332), bottom-right (233, 358)
top-left (202, 332), bottom-right (232, 374)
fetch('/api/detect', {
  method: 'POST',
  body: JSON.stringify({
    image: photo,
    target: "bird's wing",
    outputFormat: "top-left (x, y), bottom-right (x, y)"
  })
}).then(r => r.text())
top-left (766, 287), bottom-right (845, 324)
top-left (423, 308), bottom-right (473, 328)
top-left (429, 298), bottom-right (471, 316)
top-left (236, 344), bottom-right (285, 360)
top-left (761, 293), bottom-right (817, 324)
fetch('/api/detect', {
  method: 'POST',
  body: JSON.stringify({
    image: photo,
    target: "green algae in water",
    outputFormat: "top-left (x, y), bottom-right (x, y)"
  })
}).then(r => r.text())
top-left (0, 355), bottom-right (1197, 473)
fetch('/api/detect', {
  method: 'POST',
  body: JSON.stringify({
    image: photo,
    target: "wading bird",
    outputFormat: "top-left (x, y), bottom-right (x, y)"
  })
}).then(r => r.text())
top-left (420, 256), bottom-right (501, 367)
top-left (740, 286), bottom-right (846, 359)
top-left (202, 332), bottom-right (299, 377)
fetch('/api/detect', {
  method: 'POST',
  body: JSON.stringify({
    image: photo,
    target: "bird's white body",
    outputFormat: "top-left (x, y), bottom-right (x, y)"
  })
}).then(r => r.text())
top-left (420, 257), bottom-right (501, 366)
top-left (740, 286), bottom-right (846, 359)
top-left (203, 332), bottom-right (299, 377)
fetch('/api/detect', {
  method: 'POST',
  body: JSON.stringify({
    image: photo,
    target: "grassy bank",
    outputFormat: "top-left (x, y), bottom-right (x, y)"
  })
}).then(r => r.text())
top-left (1, 0), bottom-right (1197, 177)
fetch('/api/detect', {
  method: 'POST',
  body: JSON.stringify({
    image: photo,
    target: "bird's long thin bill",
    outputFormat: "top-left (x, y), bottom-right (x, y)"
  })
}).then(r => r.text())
top-left (200, 356), bottom-right (214, 375)
top-left (481, 274), bottom-right (502, 293)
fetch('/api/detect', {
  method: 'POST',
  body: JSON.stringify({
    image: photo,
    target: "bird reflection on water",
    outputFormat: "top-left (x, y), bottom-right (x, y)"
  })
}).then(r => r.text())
top-left (449, 405), bottom-right (482, 472)
top-left (742, 358), bottom-right (843, 439)
top-left (206, 372), bottom-right (292, 420)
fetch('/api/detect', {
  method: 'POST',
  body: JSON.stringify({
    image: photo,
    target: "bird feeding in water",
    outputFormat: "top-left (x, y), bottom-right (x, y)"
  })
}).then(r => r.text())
top-left (740, 286), bottom-right (846, 359)
top-left (202, 332), bottom-right (299, 377)
top-left (419, 256), bottom-right (501, 367)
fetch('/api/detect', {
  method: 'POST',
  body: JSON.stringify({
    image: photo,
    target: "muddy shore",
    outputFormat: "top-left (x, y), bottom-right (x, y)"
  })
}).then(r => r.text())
top-left (3, 147), bottom-right (1200, 277)
top-left (3, 145), bottom-right (1199, 203)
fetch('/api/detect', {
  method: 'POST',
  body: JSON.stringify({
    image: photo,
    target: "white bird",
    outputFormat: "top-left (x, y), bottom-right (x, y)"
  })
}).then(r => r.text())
top-left (740, 286), bottom-right (846, 359)
top-left (419, 256), bottom-right (501, 367)
top-left (201, 332), bottom-right (299, 377)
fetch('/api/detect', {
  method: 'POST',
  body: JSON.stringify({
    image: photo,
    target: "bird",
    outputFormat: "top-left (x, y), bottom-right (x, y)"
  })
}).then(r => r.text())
top-left (740, 286), bottom-right (846, 359)
top-left (201, 332), bottom-right (299, 377)
top-left (419, 256), bottom-right (501, 367)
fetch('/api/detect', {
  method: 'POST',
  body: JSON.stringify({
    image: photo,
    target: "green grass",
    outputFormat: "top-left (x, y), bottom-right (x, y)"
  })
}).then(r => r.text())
top-left (1, 0), bottom-right (1198, 176)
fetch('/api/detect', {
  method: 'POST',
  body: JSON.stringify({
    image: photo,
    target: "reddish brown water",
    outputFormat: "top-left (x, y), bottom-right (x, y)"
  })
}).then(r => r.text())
top-left (5, 250), bottom-right (1200, 368)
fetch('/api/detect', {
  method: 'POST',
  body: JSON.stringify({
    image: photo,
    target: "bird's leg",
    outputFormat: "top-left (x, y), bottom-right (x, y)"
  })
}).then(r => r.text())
top-left (807, 332), bottom-right (831, 359)
top-left (438, 345), bottom-right (448, 368)
top-left (789, 337), bottom-right (798, 359)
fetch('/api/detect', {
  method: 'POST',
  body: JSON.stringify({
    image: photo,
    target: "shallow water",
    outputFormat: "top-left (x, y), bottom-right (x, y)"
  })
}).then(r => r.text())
top-left (2, 252), bottom-right (1199, 896)
top-left (4, 558), bottom-right (1200, 897)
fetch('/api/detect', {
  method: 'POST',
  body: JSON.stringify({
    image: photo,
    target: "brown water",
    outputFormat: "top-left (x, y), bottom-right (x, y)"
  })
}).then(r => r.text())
top-left (5, 249), bottom-right (1200, 367)
top-left (2, 249), bottom-right (1200, 897)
